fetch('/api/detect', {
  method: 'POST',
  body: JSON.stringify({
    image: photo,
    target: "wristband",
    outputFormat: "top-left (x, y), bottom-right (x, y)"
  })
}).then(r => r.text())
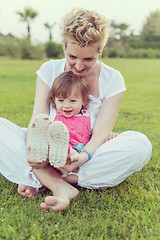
top-left (81, 149), bottom-right (92, 160)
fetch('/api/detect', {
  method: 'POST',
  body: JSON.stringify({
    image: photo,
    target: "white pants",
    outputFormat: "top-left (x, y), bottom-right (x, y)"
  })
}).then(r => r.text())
top-left (0, 117), bottom-right (152, 190)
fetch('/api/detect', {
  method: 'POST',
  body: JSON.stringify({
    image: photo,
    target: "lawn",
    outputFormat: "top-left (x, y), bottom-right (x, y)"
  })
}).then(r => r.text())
top-left (0, 57), bottom-right (160, 240)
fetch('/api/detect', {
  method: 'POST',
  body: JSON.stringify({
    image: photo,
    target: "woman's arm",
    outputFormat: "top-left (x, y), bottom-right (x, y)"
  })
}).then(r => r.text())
top-left (85, 91), bottom-right (124, 155)
top-left (26, 76), bottom-right (51, 167)
top-left (59, 91), bottom-right (124, 173)
top-left (29, 77), bottom-right (50, 122)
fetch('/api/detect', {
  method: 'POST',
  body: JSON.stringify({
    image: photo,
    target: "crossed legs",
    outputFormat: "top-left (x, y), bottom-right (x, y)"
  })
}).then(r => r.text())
top-left (18, 113), bottom-right (79, 212)
top-left (18, 165), bottom-right (79, 212)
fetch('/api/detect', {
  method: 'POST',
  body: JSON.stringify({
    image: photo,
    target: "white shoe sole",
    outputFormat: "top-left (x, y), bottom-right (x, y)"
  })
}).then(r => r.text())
top-left (29, 114), bottom-right (51, 163)
top-left (47, 121), bottom-right (69, 168)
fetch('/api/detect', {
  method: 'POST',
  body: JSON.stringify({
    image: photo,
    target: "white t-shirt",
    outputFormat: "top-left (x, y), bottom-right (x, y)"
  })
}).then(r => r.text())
top-left (36, 58), bottom-right (126, 129)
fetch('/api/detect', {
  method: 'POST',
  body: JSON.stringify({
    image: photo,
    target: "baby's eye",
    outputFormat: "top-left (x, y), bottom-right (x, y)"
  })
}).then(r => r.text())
top-left (71, 100), bottom-right (76, 102)
top-left (58, 99), bottom-right (64, 102)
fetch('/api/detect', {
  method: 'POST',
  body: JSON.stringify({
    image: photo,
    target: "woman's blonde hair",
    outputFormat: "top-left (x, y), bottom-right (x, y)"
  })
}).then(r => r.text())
top-left (60, 8), bottom-right (110, 49)
top-left (48, 71), bottom-right (90, 109)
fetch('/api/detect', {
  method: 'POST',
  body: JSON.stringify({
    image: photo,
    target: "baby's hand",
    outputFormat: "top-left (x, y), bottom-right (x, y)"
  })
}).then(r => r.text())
top-left (59, 150), bottom-right (89, 174)
top-left (59, 148), bottom-right (79, 174)
top-left (68, 147), bottom-right (79, 163)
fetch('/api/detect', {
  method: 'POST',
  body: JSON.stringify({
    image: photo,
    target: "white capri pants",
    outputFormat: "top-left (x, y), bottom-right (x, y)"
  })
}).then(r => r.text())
top-left (0, 117), bottom-right (152, 190)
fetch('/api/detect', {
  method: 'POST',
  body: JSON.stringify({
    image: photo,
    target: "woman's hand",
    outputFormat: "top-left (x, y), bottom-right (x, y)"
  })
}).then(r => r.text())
top-left (28, 159), bottom-right (49, 169)
top-left (106, 132), bottom-right (119, 142)
top-left (27, 146), bottom-right (49, 169)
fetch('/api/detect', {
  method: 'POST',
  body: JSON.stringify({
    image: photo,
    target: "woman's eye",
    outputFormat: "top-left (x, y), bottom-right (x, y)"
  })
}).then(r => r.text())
top-left (69, 55), bottom-right (76, 59)
top-left (71, 100), bottom-right (76, 102)
top-left (58, 99), bottom-right (64, 102)
top-left (85, 58), bottom-right (93, 61)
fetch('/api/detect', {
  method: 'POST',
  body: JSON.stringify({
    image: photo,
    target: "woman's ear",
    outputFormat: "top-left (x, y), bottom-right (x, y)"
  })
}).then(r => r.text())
top-left (98, 54), bottom-right (102, 60)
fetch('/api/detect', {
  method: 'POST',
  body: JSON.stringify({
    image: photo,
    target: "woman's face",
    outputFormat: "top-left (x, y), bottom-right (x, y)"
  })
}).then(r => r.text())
top-left (64, 42), bottom-right (101, 78)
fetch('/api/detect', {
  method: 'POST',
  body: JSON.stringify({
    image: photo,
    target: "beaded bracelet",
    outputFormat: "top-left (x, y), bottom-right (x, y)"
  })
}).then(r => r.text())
top-left (81, 149), bottom-right (92, 160)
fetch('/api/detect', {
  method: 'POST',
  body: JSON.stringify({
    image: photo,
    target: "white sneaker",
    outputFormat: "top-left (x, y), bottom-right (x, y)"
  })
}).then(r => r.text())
top-left (29, 114), bottom-right (51, 163)
top-left (47, 121), bottom-right (69, 168)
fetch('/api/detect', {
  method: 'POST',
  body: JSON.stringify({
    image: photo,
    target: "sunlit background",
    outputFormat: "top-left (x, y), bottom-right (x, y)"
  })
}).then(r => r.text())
top-left (1, 0), bottom-right (160, 43)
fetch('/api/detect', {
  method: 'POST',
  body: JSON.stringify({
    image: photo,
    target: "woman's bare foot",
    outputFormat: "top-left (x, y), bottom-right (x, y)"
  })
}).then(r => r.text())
top-left (40, 196), bottom-right (70, 212)
top-left (40, 184), bottom-right (79, 212)
top-left (17, 184), bottom-right (37, 198)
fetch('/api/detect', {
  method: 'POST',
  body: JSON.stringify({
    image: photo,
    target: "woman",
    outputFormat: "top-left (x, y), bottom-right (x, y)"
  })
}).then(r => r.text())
top-left (0, 8), bottom-right (152, 212)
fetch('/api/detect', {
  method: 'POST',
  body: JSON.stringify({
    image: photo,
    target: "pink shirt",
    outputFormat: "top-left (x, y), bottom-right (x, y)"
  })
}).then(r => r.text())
top-left (54, 110), bottom-right (91, 150)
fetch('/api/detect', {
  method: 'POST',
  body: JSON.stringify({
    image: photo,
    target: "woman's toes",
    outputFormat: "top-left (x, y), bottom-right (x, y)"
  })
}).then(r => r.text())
top-left (40, 196), bottom-right (69, 212)
top-left (17, 184), bottom-right (36, 198)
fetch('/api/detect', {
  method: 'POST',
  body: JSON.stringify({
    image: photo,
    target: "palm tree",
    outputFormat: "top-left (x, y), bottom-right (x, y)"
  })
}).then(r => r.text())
top-left (16, 8), bottom-right (38, 40)
top-left (44, 22), bottom-right (56, 41)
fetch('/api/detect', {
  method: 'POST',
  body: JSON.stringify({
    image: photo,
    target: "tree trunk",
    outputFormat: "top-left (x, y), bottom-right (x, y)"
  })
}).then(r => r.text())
top-left (27, 23), bottom-right (31, 40)
top-left (49, 30), bottom-right (52, 41)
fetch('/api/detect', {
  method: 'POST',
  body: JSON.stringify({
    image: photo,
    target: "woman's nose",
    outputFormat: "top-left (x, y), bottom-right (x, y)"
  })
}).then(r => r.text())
top-left (75, 60), bottom-right (84, 71)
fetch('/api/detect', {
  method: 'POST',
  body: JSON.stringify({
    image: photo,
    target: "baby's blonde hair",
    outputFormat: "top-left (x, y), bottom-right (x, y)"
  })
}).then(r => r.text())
top-left (60, 8), bottom-right (111, 50)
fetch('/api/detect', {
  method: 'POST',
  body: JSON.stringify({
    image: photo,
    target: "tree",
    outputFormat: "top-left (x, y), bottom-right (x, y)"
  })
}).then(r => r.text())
top-left (109, 20), bottom-right (118, 47)
top-left (141, 10), bottom-right (160, 41)
top-left (16, 8), bottom-right (38, 40)
top-left (44, 22), bottom-right (56, 41)
top-left (109, 21), bottom-right (129, 49)
top-left (118, 23), bottom-right (129, 50)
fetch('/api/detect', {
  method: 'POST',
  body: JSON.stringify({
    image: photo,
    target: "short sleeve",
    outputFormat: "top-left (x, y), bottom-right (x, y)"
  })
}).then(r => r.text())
top-left (99, 63), bottom-right (126, 99)
top-left (36, 59), bottom-right (66, 89)
top-left (36, 60), bottom-right (54, 88)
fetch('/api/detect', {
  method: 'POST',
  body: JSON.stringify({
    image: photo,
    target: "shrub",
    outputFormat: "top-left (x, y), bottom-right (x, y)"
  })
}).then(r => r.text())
top-left (31, 44), bottom-right (45, 59)
top-left (127, 35), bottom-right (160, 49)
top-left (20, 39), bottom-right (32, 59)
top-left (0, 37), bottom-right (45, 59)
top-left (108, 48), bottom-right (118, 58)
top-left (0, 39), bottom-right (6, 56)
top-left (45, 41), bottom-right (63, 58)
top-left (20, 39), bottom-right (45, 59)
top-left (0, 38), bottom-right (21, 58)
top-left (126, 48), bottom-right (160, 58)
top-left (103, 47), bottom-right (125, 58)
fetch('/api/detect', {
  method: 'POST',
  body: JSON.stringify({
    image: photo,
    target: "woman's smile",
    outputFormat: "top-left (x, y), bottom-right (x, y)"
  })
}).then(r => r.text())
top-left (74, 67), bottom-right (85, 74)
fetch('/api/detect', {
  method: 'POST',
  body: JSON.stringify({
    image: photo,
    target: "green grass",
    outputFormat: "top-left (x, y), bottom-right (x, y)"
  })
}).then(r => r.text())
top-left (0, 57), bottom-right (160, 240)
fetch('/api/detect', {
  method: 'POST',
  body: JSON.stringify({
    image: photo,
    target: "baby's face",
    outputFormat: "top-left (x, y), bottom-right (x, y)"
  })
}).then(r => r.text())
top-left (55, 92), bottom-right (84, 118)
